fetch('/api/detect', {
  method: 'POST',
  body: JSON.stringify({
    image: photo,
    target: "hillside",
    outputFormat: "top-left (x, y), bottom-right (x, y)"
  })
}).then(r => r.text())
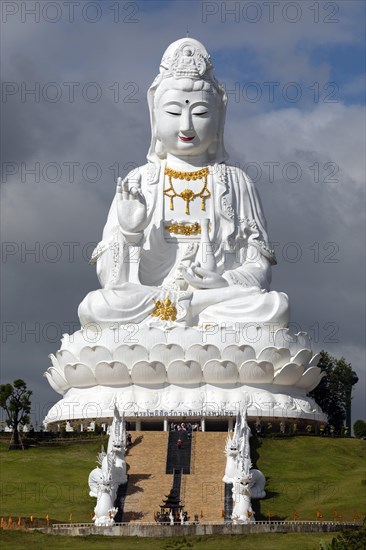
top-left (0, 434), bottom-right (365, 523)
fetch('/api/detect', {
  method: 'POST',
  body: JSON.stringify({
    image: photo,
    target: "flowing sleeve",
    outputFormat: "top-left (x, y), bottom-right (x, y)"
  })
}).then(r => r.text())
top-left (222, 167), bottom-right (276, 290)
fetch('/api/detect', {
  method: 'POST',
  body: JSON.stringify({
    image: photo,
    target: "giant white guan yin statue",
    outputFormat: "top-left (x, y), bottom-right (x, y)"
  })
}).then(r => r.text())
top-left (88, 405), bottom-right (127, 526)
top-left (44, 38), bottom-right (326, 425)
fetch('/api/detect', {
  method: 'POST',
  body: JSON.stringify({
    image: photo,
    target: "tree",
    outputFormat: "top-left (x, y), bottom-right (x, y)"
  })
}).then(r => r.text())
top-left (320, 527), bottom-right (366, 549)
top-left (309, 352), bottom-right (358, 433)
top-left (0, 379), bottom-right (32, 449)
top-left (353, 419), bottom-right (366, 439)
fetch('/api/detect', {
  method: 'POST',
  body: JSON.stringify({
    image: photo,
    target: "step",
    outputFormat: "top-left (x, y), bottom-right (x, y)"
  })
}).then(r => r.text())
top-left (123, 430), bottom-right (228, 523)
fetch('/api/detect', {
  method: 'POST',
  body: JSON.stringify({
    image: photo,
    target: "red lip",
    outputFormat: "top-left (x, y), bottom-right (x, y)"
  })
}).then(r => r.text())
top-left (179, 136), bottom-right (195, 142)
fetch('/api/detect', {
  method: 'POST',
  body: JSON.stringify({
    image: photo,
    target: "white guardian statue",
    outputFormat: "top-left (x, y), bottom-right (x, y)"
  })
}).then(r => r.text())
top-left (88, 405), bottom-right (127, 526)
top-left (44, 38), bottom-right (326, 426)
top-left (224, 408), bottom-right (265, 524)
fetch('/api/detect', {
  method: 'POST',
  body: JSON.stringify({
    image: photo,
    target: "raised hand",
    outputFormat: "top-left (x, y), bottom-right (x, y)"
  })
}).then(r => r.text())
top-left (116, 175), bottom-right (147, 236)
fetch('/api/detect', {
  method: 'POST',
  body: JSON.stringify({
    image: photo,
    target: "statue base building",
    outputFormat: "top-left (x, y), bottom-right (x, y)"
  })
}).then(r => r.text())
top-left (44, 324), bottom-right (326, 427)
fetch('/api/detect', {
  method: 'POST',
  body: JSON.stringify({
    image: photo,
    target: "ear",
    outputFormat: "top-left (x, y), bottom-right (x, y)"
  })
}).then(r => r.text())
top-left (155, 138), bottom-right (166, 157)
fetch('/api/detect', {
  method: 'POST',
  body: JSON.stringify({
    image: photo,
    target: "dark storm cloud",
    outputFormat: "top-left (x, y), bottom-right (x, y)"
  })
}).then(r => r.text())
top-left (1, 1), bottom-right (365, 427)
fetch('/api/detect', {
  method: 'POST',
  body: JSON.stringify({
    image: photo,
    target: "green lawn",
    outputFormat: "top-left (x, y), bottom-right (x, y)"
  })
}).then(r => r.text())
top-left (0, 530), bottom-right (339, 550)
top-left (0, 438), bottom-right (105, 523)
top-left (0, 435), bottom-right (365, 525)
top-left (253, 436), bottom-right (366, 522)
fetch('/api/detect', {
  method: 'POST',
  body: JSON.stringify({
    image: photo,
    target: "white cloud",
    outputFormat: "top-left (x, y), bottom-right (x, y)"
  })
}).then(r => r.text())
top-left (1, 0), bottom-right (365, 425)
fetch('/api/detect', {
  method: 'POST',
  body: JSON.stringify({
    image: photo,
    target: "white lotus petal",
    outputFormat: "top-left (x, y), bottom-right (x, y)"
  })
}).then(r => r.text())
top-left (64, 363), bottom-right (96, 387)
top-left (166, 327), bottom-right (202, 347)
top-left (239, 360), bottom-right (274, 384)
top-left (273, 329), bottom-right (311, 357)
top-left (79, 346), bottom-right (112, 366)
top-left (167, 360), bottom-right (202, 384)
top-left (291, 349), bottom-right (312, 368)
top-left (258, 347), bottom-right (290, 370)
top-left (222, 345), bottom-right (255, 365)
top-left (61, 333), bottom-right (72, 345)
top-left (138, 327), bottom-right (166, 347)
top-left (273, 363), bottom-right (304, 385)
top-left (49, 353), bottom-right (64, 374)
top-left (113, 344), bottom-right (148, 365)
top-left (294, 332), bottom-right (311, 352)
top-left (44, 371), bottom-right (65, 395)
top-left (296, 367), bottom-right (325, 390)
top-left (48, 366), bottom-right (70, 391)
top-left (150, 343), bottom-right (184, 365)
top-left (203, 360), bottom-right (238, 384)
top-left (309, 353), bottom-right (321, 367)
top-left (48, 353), bottom-right (69, 378)
top-left (186, 344), bottom-right (220, 364)
top-left (131, 361), bottom-right (166, 384)
top-left (56, 349), bottom-right (78, 368)
top-left (95, 361), bottom-right (130, 385)
top-left (273, 328), bottom-right (292, 350)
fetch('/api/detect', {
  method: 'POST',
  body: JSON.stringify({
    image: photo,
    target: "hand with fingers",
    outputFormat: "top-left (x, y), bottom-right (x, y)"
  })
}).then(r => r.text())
top-left (116, 175), bottom-right (147, 235)
top-left (180, 263), bottom-right (228, 289)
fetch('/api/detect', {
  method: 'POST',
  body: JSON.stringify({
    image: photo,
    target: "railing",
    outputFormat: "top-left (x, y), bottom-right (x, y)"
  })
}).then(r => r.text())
top-left (180, 471), bottom-right (187, 503)
top-left (52, 520), bottom-right (361, 529)
top-left (190, 431), bottom-right (196, 474)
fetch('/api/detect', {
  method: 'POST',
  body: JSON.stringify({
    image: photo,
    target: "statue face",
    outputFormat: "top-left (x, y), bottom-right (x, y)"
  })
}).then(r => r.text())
top-left (156, 88), bottom-right (220, 158)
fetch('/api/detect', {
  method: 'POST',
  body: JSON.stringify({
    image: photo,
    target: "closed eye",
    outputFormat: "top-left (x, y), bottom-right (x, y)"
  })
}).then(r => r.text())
top-left (166, 111), bottom-right (181, 116)
top-left (193, 111), bottom-right (208, 116)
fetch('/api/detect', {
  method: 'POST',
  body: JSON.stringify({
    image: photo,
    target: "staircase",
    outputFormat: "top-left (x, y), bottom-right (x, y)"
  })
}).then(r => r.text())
top-left (171, 468), bottom-right (183, 500)
top-left (182, 432), bottom-right (227, 522)
top-left (123, 430), bottom-right (228, 523)
top-left (160, 468), bottom-right (183, 515)
top-left (166, 431), bottom-right (192, 474)
top-left (122, 431), bottom-right (172, 522)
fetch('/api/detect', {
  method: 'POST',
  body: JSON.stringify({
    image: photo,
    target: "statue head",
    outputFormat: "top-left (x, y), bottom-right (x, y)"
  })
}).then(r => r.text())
top-left (147, 38), bottom-right (228, 164)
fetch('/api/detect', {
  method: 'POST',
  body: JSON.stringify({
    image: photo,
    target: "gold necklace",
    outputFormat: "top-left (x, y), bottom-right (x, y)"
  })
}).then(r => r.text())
top-left (164, 167), bottom-right (210, 215)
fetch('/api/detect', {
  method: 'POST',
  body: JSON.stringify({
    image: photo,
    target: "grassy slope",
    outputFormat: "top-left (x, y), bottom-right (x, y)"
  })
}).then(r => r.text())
top-left (0, 436), bottom-right (365, 524)
top-left (0, 439), bottom-right (104, 522)
top-left (254, 436), bottom-right (366, 521)
top-left (0, 530), bottom-right (340, 550)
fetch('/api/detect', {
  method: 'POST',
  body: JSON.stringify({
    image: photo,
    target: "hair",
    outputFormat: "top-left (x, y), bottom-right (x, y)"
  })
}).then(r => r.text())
top-left (154, 76), bottom-right (221, 109)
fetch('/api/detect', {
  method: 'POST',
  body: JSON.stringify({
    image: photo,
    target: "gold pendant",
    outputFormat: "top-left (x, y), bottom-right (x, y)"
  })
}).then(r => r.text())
top-left (163, 167), bottom-right (210, 214)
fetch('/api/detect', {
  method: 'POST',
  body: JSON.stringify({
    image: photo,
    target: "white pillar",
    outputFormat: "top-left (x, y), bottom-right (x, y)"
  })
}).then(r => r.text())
top-left (201, 418), bottom-right (206, 432)
top-left (80, 423), bottom-right (83, 432)
top-left (163, 419), bottom-right (168, 432)
top-left (135, 419), bottom-right (141, 431)
top-left (228, 417), bottom-right (234, 432)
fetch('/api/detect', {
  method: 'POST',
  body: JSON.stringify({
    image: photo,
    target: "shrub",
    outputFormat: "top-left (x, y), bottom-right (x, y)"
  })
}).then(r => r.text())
top-left (353, 419), bottom-right (366, 438)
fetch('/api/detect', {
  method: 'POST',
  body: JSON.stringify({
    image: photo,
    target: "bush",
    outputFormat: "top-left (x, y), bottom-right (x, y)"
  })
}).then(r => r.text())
top-left (320, 528), bottom-right (366, 549)
top-left (94, 423), bottom-right (103, 435)
top-left (353, 419), bottom-right (366, 438)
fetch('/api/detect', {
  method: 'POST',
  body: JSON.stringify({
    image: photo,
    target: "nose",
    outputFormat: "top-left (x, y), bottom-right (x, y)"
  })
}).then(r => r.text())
top-left (179, 110), bottom-right (193, 133)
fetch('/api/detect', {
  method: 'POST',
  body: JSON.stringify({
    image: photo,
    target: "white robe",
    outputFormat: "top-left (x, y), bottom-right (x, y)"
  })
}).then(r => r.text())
top-left (78, 162), bottom-right (289, 328)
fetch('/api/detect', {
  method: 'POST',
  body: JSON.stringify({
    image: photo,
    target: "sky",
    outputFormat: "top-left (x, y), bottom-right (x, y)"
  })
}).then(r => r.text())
top-left (1, 0), bottom-right (365, 428)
